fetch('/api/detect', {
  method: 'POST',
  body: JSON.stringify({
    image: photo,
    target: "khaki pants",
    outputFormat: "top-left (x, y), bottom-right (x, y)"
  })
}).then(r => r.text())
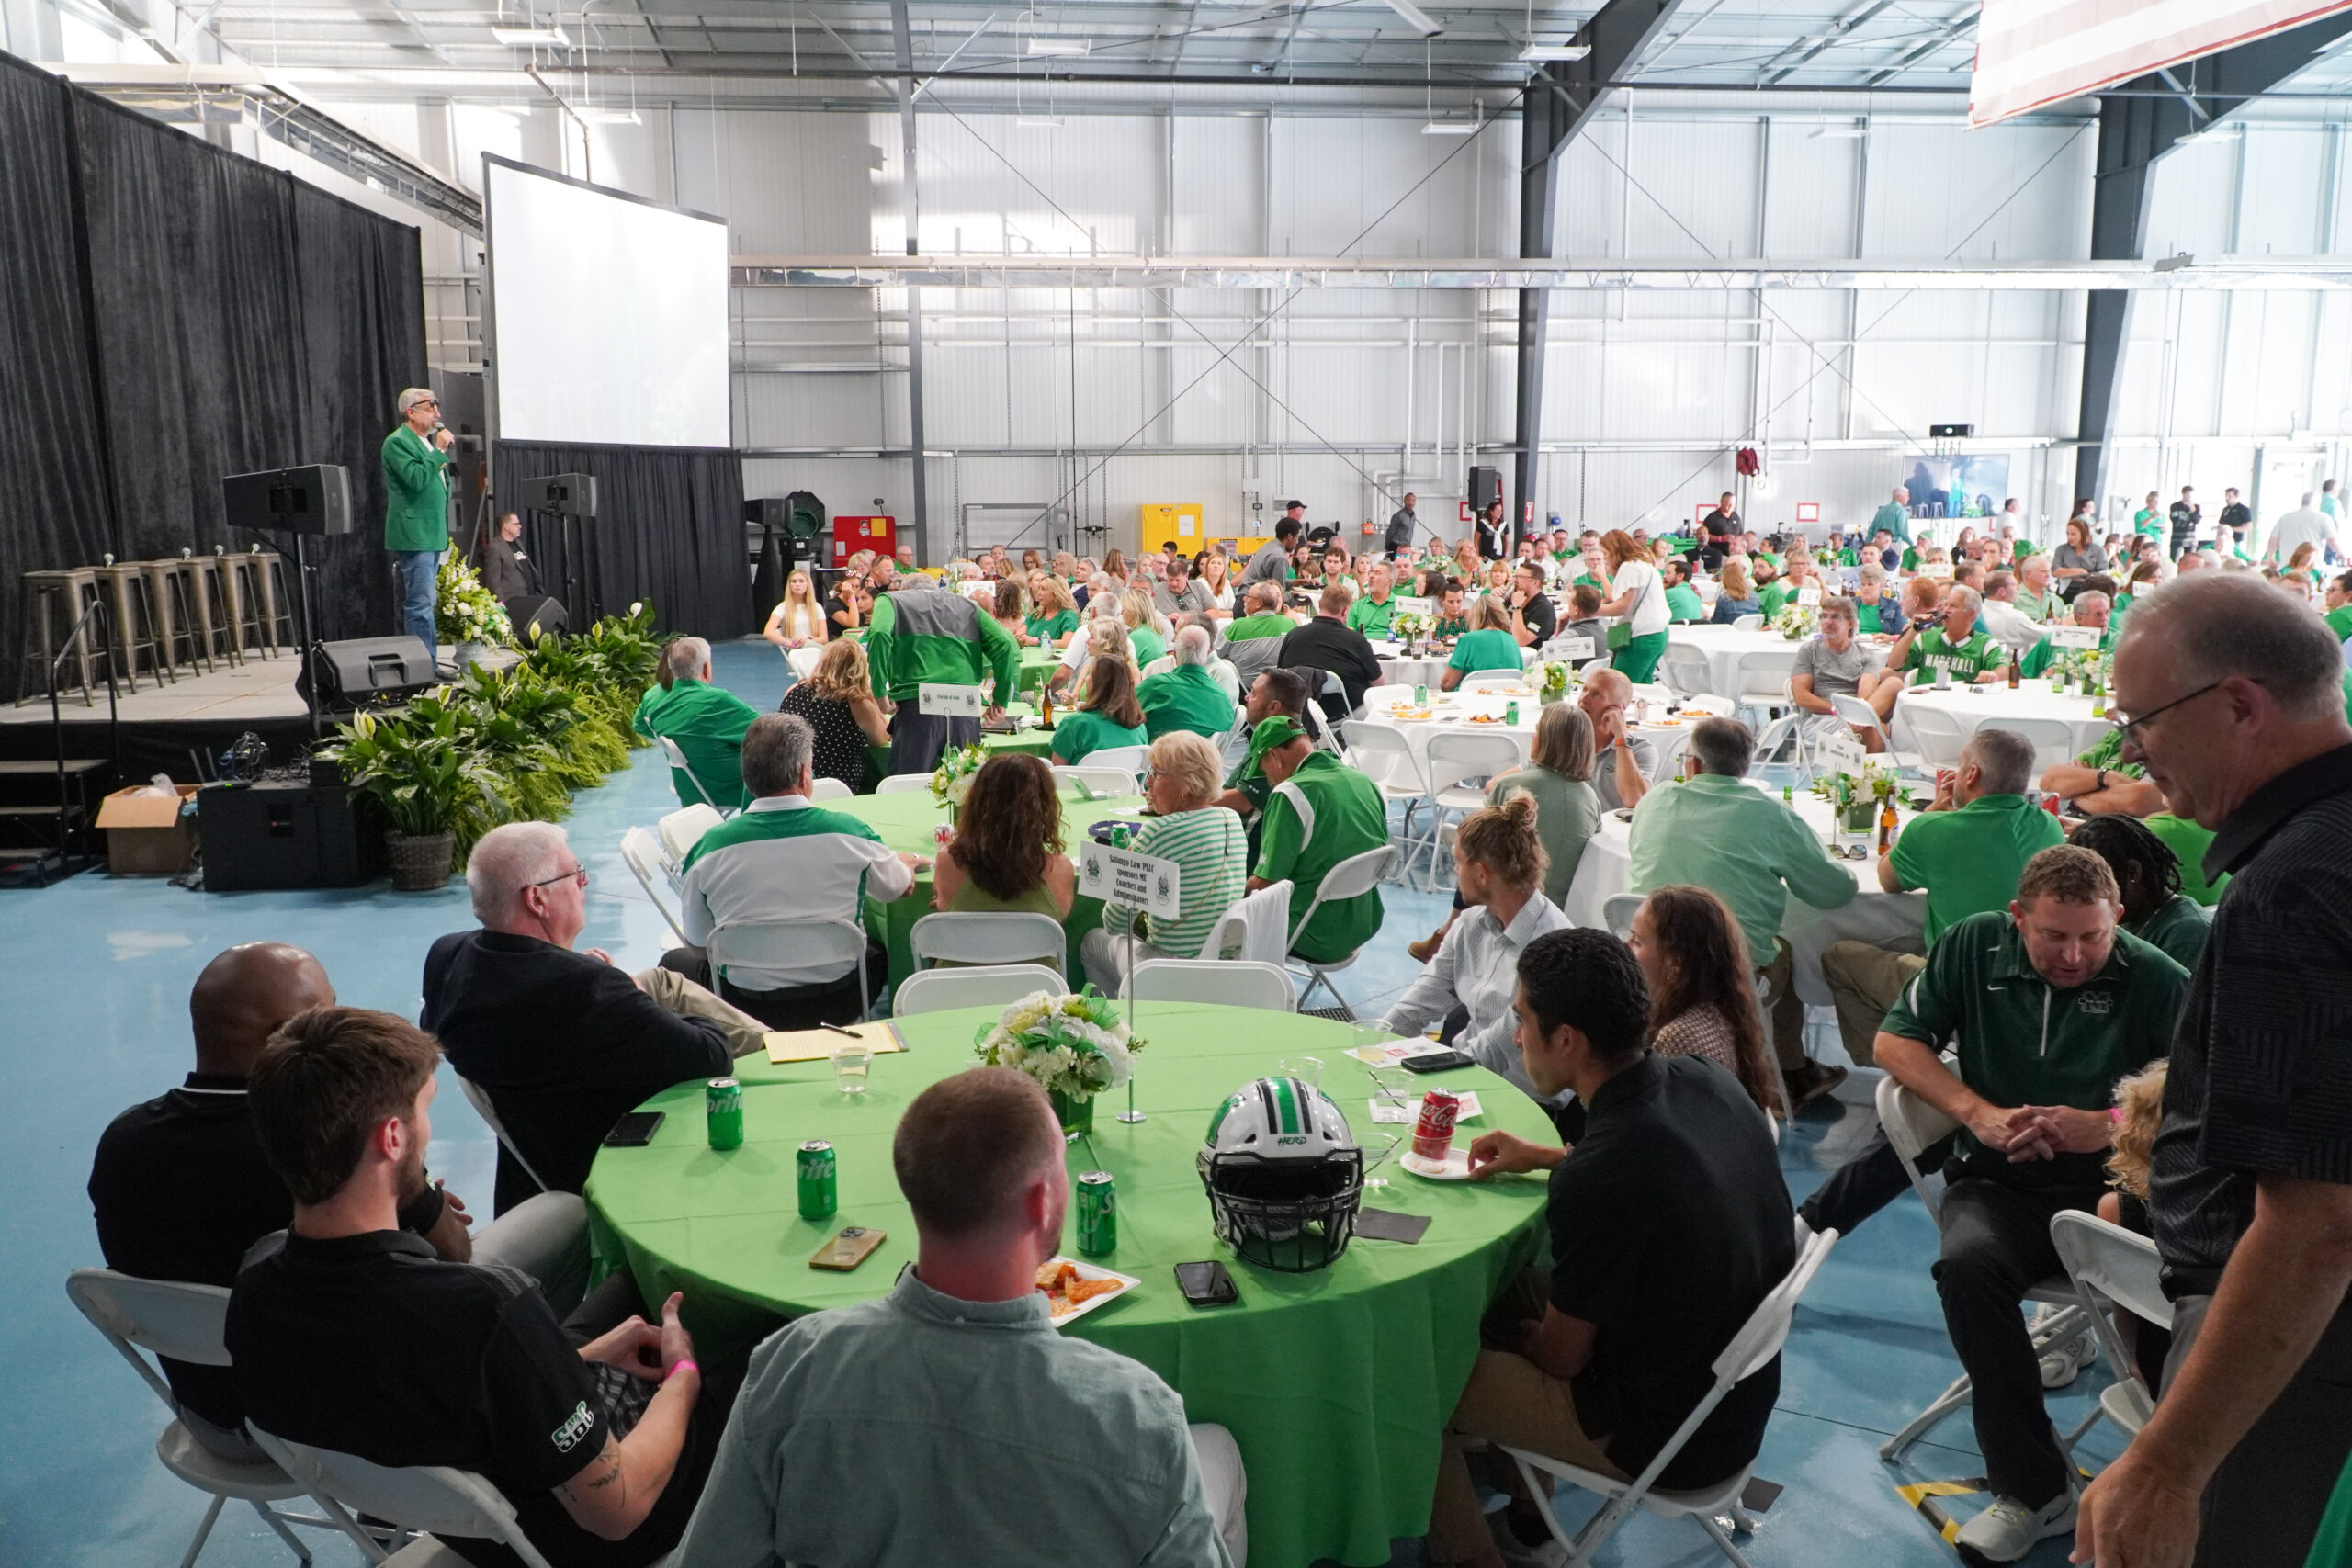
top-left (1759, 939), bottom-right (1809, 1073)
top-left (1818, 940), bottom-right (1928, 1069)
top-left (1428, 1349), bottom-right (1629, 1565)
top-left (634, 964), bottom-right (771, 1058)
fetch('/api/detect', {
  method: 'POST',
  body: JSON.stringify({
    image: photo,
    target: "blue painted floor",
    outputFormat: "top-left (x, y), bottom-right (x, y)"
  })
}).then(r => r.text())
top-left (0, 639), bottom-right (2118, 1568)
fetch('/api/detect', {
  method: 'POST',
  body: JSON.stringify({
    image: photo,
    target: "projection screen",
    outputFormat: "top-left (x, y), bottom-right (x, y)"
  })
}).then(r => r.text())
top-left (483, 156), bottom-right (731, 448)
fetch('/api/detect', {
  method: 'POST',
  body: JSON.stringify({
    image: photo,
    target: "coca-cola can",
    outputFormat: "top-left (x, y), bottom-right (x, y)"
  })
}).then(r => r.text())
top-left (1412, 1089), bottom-right (1462, 1161)
top-left (1936, 768), bottom-right (1956, 797)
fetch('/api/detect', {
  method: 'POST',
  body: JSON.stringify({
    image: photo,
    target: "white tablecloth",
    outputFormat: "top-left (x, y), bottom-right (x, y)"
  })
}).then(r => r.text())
top-left (1893, 681), bottom-right (2112, 760)
top-left (1368, 692), bottom-right (1686, 773)
top-left (1371, 639), bottom-right (1531, 692)
top-left (1664, 625), bottom-right (1892, 699)
top-left (1558, 784), bottom-right (1927, 1007)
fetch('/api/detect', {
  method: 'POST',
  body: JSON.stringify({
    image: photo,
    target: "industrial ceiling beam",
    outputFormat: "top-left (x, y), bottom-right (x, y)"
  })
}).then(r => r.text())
top-left (2075, 13), bottom-right (2352, 509)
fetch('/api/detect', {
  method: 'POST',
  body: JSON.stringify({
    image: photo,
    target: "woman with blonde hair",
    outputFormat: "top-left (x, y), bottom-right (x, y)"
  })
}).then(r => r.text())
top-left (1194, 549), bottom-right (1235, 617)
top-left (1711, 558), bottom-right (1761, 623)
top-left (1023, 573), bottom-right (1080, 647)
top-left (1595, 526), bottom-right (1669, 682)
top-left (763, 567), bottom-right (830, 649)
top-left (1487, 703), bottom-right (1601, 907)
top-left (1119, 587), bottom-right (1169, 667)
top-left (1441, 594), bottom-right (1523, 690)
top-left (1046, 615), bottom-right (1134, 702)
top-left (777, 639), bottom-right (892, 791)
top-left (1079, 730), bottom-right (1248, 993)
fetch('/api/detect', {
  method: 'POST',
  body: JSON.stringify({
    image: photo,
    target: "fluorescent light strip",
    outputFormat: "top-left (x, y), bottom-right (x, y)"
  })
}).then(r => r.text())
top-left (1420, 120), bottom-right (1477, 135)
top-left (492, 26), bottom-right (570, 46)
top-left (1025, 39), bottom-right (1088, 56)
top-left (1014, 116), bottom-right (1064, 129)
top-left (1519, 43), bottom-right (1589, 61)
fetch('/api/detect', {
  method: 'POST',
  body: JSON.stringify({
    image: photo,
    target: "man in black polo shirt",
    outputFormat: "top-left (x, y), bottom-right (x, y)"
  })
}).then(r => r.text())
top-left (1699, 491), bottom-right (1739, 570)
top-left (87, 942), bottom-right (584, 1461)
top-left (230, 1006), bottom-right (734, 1568)
top-left (2075, 574), bottom-right (2352, 1568)
top-left (1422, 929), bottom-right (1792, 1568)
top-left (1505, 560), bottom-right (1557, 648)
top-left (1276, 585), bottom-right (1385, 723)
top-left (1876, 845), bottom-right (2188, 1562)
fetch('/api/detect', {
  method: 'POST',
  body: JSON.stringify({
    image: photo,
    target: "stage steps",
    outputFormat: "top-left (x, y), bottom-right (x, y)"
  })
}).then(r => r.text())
top-left (0, 757), bottom-right (111, 881)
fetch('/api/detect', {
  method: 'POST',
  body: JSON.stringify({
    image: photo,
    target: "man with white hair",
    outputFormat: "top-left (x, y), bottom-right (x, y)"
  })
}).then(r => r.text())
top-left (423, 821), bottom-right (764, 1212)
top-left (632, 637), bottom-right (764, 810)
top-left (865, 576), bottom-right (1018, 776)
top-left (1136, 625), bottom-right (1239, 740)
top-left (1870, 485), bottom-right (1914, 547)
top-left (2266, 491), bottom-right (2339, 567)
top-left (1217, 579), bottom-right (1295, 693)
top-left (1888, 584), bottom-right (2005, 686)
top-left (382, 387), bottom-right (455, 656)
top-left (666, 714), bottom-right (921, 1028)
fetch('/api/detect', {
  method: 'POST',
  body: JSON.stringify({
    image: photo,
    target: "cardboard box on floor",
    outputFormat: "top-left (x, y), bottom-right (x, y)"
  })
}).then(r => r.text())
top-left (94, 785), bottom-right (199, 874)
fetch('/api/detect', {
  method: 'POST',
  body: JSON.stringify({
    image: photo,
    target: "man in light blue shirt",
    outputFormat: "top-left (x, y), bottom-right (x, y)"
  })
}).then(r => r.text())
top-left (671, 1067), bottom-right (1242, 1568)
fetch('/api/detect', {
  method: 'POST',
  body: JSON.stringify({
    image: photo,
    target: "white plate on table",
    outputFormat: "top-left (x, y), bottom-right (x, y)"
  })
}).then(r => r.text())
top-left (1399, 1146), bottom-right (1475, 1180)
top-left (1035, 1258), bottom-right (1141, 1325)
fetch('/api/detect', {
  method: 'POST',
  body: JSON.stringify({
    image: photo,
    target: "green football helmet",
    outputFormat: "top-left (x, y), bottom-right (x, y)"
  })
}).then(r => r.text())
top-left (1196, 1077), bottom-right (1364, 1273)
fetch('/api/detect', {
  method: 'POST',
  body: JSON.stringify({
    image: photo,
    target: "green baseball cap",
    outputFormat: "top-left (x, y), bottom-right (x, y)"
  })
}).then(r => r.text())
top-left (1249, 715), bottom-right (1308, 761)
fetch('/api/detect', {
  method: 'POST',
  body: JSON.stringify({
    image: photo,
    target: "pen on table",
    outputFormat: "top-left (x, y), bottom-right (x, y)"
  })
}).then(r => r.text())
top-left (817, 1021), bottom-right (863, 1039)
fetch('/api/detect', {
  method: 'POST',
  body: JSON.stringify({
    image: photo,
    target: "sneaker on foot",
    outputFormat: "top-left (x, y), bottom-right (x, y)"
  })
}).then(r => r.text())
top-left (1954, 1493), bottom-right (2076, 1562)
top-left (2040, 1324), bottom-right (2099, 1389)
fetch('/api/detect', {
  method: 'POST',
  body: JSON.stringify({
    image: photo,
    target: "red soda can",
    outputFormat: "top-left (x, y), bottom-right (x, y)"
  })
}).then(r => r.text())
top-left (1412, 1089), bottom-right (1462, 1161)
top-left (1936, 767), bottom-right (1956, 797)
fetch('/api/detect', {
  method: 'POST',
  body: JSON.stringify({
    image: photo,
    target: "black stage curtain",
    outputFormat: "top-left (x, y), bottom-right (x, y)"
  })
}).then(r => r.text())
top-left (494, 442), bottom-right (751, 639)
top-left (0, 53), bottom-right (115, 686)
top-left (0, 53), bottom-right (426, 671)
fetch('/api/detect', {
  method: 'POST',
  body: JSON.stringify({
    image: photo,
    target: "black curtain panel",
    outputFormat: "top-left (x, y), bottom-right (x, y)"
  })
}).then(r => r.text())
top-left (0, 55), bottom-right (114, 686)
top-left (494, 442), bottom-right (751, 638)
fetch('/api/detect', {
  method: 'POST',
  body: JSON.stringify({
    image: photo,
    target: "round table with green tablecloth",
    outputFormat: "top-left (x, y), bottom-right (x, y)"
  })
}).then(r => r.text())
top-left (831, 784), bottom-right (1147, 985)
top-left (583, 1001), bottom-right (1555, 1568)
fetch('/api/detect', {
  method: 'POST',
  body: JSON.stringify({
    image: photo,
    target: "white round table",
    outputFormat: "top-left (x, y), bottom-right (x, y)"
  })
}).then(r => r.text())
top-left (1893, 680), bottom-right (2111, 762)
top-left (1371, 639), bottom-right (1532, 693)
top-left (1664, 626), bottom-right (1892, 699)
top-left (1370, 692), bottom-right (1686, 774)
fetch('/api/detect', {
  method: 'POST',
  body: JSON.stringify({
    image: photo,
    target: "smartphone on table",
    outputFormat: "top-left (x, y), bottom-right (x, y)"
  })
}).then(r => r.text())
top-left (810, 1227), bottom-right (888, 1271)
top-left (1175, 1260), bottom-right (1239, 1307)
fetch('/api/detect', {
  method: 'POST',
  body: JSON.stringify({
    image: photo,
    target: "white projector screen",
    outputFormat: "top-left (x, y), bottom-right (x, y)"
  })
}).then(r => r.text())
top-left (484, 157), bottom-right (731, 448)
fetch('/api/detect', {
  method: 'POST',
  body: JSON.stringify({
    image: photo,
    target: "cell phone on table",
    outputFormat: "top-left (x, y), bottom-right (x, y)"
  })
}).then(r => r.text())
top-left (1400, 1049), bottom-right (1474, 1074)
top-left (809, 1227), bottom-right (887, 1271)
top-left (602, 1111), bottom-right (664, 1147)
top-left (1175, 1260), bottom-right (1239, 1307)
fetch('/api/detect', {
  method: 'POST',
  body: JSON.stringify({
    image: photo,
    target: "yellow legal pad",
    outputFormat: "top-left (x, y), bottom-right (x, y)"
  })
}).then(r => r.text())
top-left (763, 1020), bottom-right (910, 1065)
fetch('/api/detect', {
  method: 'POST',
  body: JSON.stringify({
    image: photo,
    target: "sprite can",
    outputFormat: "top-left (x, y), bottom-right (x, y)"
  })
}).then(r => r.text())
top-left (1076, 1171), bottom-right (1116, 1256)
top-left (797, 1140), bottom-right (838, 1221)
top-left (705, 1078), bottom-right (743, 1150)
top-left (1414, 682), bottom-right (1427, 706)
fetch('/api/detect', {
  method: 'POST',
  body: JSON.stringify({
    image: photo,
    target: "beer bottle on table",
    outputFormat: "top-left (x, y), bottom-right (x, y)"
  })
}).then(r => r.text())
top-left (2007, 647), bottom-right (2020, 688)
top-left (1877, 797), bottom-right (1897, 856)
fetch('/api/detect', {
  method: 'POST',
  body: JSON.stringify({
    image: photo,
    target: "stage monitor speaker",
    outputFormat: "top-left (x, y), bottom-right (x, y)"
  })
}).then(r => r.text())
top-left (744, 497), bottom-right (790, 530)
top-left (1928, 423), bottom-right (1974, 439)
top-left (1468, 465), bottom-right (1502, 512)
top-left (503, 594), bottom-right (568, 639)
top-left (295, 636), bottom-right (437, 706)
top-left (222, 465), bottom-right (353, 536)
top-left (525, 472), bottom-right (598, 518)
top-left (199, 784), bottom-right (381, 890)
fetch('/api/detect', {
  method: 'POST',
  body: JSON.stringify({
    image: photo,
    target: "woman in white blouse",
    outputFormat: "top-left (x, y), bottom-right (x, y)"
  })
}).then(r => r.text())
top-left (762, 569), bottom-right (830, 649)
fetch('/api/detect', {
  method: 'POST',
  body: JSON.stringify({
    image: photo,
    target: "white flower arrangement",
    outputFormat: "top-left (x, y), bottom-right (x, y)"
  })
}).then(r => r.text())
top-left (972, 987), bottom-right (1146, 1101)
top-left (1771, 601), bottom-right (1819, 641)
top-left (435, 555), bottom-right (513, 649)
top-left (928, 740), bottom-right (987, 810)
top-left (1524, 660), bottom-right (1573, 699)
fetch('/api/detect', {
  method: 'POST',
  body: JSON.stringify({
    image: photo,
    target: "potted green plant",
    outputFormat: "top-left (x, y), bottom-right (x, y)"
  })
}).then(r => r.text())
top-left (322, 707), bottom-right (508, 889)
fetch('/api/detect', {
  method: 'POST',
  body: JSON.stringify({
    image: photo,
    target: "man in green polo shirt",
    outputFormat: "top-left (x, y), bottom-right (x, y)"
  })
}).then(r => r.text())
top-left (381, 387), bottom-right (454, 656)
top-left (865, 581), bottom-right (1017, 776)
top-left (1889, 584), bottom-right (2005, 685)
top-left (1343, 560), bottom-right (1399, 639)
top-left (1820, 728), bottom-right (2060, 1067)
top-left (1136, 626), bottom-right (1238, 740)
top-left (2017, 591), bottom-right (2112, 679)
top-left (2013, 553), bottom-right (2060, 623)
top-left (1217, 580), bottom-right (1295, 690)
top-left (1249, 716), bottom-right (1386, 965)
top-left (631, 637), bottom-right (764, 810)
top-left (1216, 669), bottom-right (1314, 861)
top-left (1870, 486), bottom-right (1913, 547)
top-left (1876, 845), bottom-right (2187, 1561)
top-left (1662, 558), bottom-right (1705, 623)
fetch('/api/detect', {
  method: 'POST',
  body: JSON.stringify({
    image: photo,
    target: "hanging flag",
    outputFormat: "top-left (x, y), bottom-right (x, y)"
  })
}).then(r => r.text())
top-left (1969, 0), bottom-right (2352, 129)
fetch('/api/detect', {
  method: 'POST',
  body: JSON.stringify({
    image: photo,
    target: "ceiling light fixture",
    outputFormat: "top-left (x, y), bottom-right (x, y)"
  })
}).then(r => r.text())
top-left (1420, 119), bottom-right (1477, 135)
top-left (1382, 0), bottom-right (1443, 39)
top-left (1519, 42), bottom-right (1589, 61)
top-left (1015, 116), bottom-right (1064, 128)
top-left (1025, 38), bottom-right (1088, 56)
top-left (492, 26), bottom-right (570, 46)
top-left (581, 108), bottom-right (639, 124)
top-left (1808, 124), bottom-right (1867, 139)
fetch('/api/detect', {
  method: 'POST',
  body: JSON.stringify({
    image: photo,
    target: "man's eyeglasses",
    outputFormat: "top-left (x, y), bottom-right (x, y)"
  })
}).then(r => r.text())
top-left (530, 864), bottom-right (589, 891)
top-left (2108, 679), bottom-right (2232, 744)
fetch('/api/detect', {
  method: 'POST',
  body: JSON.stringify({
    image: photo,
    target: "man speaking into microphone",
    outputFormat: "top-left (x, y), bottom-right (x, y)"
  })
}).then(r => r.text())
top-left (382, 387), bottom-right (455, 656)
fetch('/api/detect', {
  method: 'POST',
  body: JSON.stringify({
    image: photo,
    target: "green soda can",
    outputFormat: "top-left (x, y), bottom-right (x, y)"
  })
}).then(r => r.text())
top-left (706, 1078), bottom-right (743, 1150)
top-left (1504, 698), bottom-right (1521, 726)
top-left (1414, 683), bottom-right (1427, 706)
top-left (797, 1140), bottom-right (838, 1221)
top-left (1076, 1171), bottom-right (1116, 1256)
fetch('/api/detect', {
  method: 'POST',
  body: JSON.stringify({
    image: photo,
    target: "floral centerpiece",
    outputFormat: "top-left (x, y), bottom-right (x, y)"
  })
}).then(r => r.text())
top-left (1811, 756), bottom-right (1903, 834)
top-left (928, 740), bottom-right (987, 825)
top-left (1771, 601), bottom-right (1819, 641)
top-left (1389, 609), bottom-right (1432, 654)
top-left (972, 987), bottom-right (1147, 1134)
top-left (435, 555), bottom-right (513, 662)
top-left (1524, 659), bottom-right (1574, 704)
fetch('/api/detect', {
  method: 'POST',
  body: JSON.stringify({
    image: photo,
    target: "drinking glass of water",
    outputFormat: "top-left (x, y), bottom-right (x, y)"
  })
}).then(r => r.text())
top-left (831, 1040), bottom-right (874, 1095)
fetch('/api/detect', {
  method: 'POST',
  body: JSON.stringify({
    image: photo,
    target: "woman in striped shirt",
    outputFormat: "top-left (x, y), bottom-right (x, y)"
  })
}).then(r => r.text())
top-left (1079, 730), bottom-right (1248, 997)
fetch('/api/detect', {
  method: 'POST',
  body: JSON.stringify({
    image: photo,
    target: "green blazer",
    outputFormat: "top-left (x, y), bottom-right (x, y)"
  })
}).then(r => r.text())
top-left (380, 424), bottom-right (452, 552)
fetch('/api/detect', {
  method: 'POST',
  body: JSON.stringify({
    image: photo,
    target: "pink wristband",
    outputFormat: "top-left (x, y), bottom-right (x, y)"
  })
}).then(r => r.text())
top-left (665, 1359), bottom-right (700, 1380)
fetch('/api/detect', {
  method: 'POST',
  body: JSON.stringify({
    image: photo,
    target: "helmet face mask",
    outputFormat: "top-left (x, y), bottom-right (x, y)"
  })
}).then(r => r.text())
top-left (1197, 1077), bottom-right (1365, 1272)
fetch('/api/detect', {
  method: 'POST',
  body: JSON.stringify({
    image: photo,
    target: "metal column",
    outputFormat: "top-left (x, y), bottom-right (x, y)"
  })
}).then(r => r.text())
top-left (890, 2), bottom-right (931, 563)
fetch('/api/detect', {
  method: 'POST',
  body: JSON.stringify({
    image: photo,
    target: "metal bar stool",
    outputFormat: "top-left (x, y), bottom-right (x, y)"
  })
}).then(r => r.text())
top-left (218, 548), bottom-right (272, 660)
top-left (246, 548), bottom-right (297, 656)
top-left (89, 560), bottom-right (171, 691)
top-left (178, 552), bottom-right (242, 671)
top-left (16, 569), bottom-right (101, 706)
top-left (136, 558), bottom-right (206, 674)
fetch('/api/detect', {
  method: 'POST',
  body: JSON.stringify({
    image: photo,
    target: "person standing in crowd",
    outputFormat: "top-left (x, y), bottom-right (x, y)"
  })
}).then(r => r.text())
top-left (1699, 491), bottom-right (1740, 570)
top-left (1386, 492), bottom-right (1420, 558)
top-left (2075, 574), bottom-right (2352, 1568)
top-left (382, 388), bottom-right (454, 655)
top-left (865, 579), bottom-right (1017, 776)
top-left (1594, 529), bottom-right (1670, 682)
top-left (1477, 500), bottom-right (1511, 561)
top-left (2267, 491), bottom-right (2340, 568)
top-left (2217, 488), bottom-right (2253, 555)
top-left (2170, 486), bottom-right (2203, 560)
top-left (1239, 514), bottom-right (1303, 591)
top-left (1870, 485), bottom-right (1914, 547)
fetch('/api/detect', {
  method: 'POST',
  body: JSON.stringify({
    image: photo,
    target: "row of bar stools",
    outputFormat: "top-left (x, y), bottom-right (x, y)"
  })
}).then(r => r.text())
top-left (16, 569), bottom-right (102, 706)
top-left (90, 561), bottom-right (173, 692)
top-left (169, 553), bottom-right (241, 671)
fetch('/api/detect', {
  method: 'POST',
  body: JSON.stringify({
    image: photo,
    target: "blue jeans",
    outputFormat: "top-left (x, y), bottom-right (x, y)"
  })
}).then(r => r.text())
top-left (394, 549), bottom-right (443, 652)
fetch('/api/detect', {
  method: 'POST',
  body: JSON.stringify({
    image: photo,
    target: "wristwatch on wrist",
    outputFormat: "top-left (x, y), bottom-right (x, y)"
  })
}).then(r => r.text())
top-left (2096, 768), bottom-right (2110, 792)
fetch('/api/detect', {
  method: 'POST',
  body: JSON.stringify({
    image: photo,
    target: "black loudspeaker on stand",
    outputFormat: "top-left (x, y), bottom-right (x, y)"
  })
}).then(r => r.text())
top-left (522, 472), bottom-right (601, 623)
top-left (221, 464), bottom-right (354, 742)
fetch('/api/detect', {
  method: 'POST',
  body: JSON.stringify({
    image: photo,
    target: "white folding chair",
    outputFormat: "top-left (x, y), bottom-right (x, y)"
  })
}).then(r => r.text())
top-left (1649, 728), bottom-right (1693, 784)
top-left (1732, 650), bottom-right (1799, 735)
top-left (249, 1426), bottom-right (553, 1568)
top-left (1209, 879), bottom-right (1293, 964)
top-left (1896, 701), bottom-right (1972, 769)
top-left (808, 776), bottom-right (854, 801)
top-left (1829, 694), bottom-right (1923, 773)
top-left (1659, 643), bottom-right (1716, 699)
top-left (1600, 892), bottom-right (1644, 939)
top-left (64, 1270), bottom-right (327, 1568)
top-left (910, 911), bottom-right (1068, 976)
top-left (874, 773), bottom-right (933, 795)
top-left (709, 916), bottom-right (873, 1023)
top-left (455, 1073), bottom-right (552, 1194)
top-left (617, 827), bottom-right (689, 947)
top-left (1680, 693), bottom-right (1736, 717)
top-left (1285, 845), bottom-right (1396, 1016)
top-left (785, 645), bottom-right (823, 680)
top-left (1457, 673), bottom-right (1529, 695)
top-left (1128, 958), bottom-right (1298, 1011)
top-left (1075, 743), bottom-right (1151, 774)
top-left (1419, 732), bottom-right (1524, 892)
top-left (656, 803), bottom-right (723, 872)
top-left (1732, 613), bottom-right (1765, 631)
top-left (1874, 1075), bottom-right (2089, 1461)
top-left (1505, 1229), bottom-right (1842, 1567)
top-left (656, 735), bottom-right (734, 815)
top-left (1360, 684), bottom-right (1415, 714)
top-left (1577, 653), bottom-right (1612, 674)
top-left (1053, 765), bottom-right (1139, 798)
top-left (892, 963), bottom-right (1068, 1017)
top-left (2051, 1210), bottom-right (2173, 1442)
top-left (1997, 716), bottom-right (2084, 785)
top-left (1340, 718), bottom-right (1437, 886)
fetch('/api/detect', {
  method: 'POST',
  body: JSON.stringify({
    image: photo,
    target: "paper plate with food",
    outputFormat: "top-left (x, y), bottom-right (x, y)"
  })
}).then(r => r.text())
top-left (1035, 1258), bottom-right (1141, 1325)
